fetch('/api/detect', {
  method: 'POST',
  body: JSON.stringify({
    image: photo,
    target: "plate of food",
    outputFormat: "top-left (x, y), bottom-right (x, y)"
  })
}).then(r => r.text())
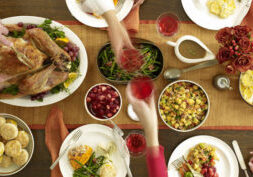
top-left (97, 38), bottom-right (164, 84)
top-left (0, 113), bottom-right (34, 176)
top-left (181, 0), bottom-right (252, 30)
top-left (239, 69), bottom-right (253, 106)
top-left (168, 135), bottom-right (239, 177)
top-left (158, 80), bottom-right (210, 132)
top-left (66, 0), bottom-right (134, 28)
top-left (59, 124), bottom-right (130, 177)
top-left (0, 16), bottom-right (88, 107)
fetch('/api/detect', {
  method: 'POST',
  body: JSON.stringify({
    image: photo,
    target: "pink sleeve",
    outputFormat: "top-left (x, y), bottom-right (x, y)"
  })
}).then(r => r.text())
top-left (146, 145), bottom-right (168, 177)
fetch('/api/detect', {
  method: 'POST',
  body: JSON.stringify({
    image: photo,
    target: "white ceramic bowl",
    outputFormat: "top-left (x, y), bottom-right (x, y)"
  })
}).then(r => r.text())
top-left (158, 80), bottom-right (210, 132)
top-left (0, 113), bottom-right (34, 176)
top-left (84, 83), bottom-right (122, 121)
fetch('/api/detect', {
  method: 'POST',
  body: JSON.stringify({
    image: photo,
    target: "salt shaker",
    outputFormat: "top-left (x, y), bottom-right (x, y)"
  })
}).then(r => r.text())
top-left (213, 74), bottom-right (233, 90)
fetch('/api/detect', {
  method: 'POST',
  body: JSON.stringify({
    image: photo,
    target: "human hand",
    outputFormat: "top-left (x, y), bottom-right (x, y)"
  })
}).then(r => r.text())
top-left (126, 84), bottom-right (159, 147)
top-left (133, 0), bottom-right (145, 9)
top-left (103, 10), bottom-right (134, 64)
top-left (0, 21), bottom-right (12, 46)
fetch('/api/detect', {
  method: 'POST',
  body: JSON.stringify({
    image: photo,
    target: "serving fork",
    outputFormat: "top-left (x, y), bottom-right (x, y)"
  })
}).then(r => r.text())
top-left (50, 129), bottom-right (82, 170)
top-left (170, 156), bottom-right (203, 177)
top-left (111, 121), bottom-right (133, 177)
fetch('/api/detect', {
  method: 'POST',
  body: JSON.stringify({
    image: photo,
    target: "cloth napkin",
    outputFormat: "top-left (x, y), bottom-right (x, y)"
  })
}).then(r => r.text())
top-left (123, 4), bottom-right (140, 33)
top-left (241, 3), bottom-right (253, 30)
top-left (45, 107), bottom-right (69, 177)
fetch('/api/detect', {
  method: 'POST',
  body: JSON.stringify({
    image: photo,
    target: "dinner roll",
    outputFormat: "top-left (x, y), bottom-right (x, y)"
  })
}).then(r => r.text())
top-left (0, 123), bottom-right (18, 140)
top-left (0, 117), bottom-right (6, 127)
top-left (0, 155), bottom-right (12, 168)
top-left (100, 163), bottom-right (117, 177)
top-left (0, 142), bottom-right (4, 156)
top-left (16, 131), bottom-right (29, 148)
top-left (13, 149), bottom-right (29, 166)
top-left (5, 140), bottom-right (22, 157)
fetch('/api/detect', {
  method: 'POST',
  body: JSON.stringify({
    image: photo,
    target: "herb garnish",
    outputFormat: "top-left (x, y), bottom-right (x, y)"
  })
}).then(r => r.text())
top-left (1, 85), bottom-right (19, 95)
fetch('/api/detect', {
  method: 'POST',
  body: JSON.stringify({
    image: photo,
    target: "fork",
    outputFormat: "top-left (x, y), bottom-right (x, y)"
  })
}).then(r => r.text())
top-left (170, 156), bottom-right (203, 177)
top-left (11, 46), bottom-right (33, 68)
top-left (50, 130), bottom-right (82, 170)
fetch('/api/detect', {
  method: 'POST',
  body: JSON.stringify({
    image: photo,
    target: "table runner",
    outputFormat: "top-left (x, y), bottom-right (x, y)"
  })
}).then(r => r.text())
top-left (0, 21), bottom-right (252, 130)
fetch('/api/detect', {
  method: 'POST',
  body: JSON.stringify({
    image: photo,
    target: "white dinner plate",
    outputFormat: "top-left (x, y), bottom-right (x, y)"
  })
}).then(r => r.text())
top-left (0, 16), bottom-right (88, 107)
top-left (181, 0), bottom-right (252, 30)
top-left (168, 135), bottom-right (239, 177)
top-left (59, 124), bottom-right (130, 177)
top-left (66, 0), bottom-right (134, 28)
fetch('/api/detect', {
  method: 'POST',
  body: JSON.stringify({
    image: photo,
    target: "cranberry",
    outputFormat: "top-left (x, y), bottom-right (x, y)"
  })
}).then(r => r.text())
top-left (86, 84), bottom-right (120, 119)
top-left (86, 97), bottom-right (91, 103)
top-left (17, 22), bottom-right (24, 27)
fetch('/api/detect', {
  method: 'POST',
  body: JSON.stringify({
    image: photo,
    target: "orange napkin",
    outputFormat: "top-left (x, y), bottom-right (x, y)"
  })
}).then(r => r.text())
top-left (242, 3), bottom-right (253, 30)
top-left (45, 107), bottom-right (69, 177)
top-left (123, 5), bottom-right (140, 33)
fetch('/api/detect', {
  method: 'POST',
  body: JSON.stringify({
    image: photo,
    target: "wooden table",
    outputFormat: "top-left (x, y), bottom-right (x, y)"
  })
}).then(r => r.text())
top-left (0, 0), bottom-right (252, 177)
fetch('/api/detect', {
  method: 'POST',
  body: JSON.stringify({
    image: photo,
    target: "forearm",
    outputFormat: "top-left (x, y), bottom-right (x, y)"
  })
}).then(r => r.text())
top-left (146, 146), bottom-right (168, 177)
top-left (145, 128), bottom-right (159, 147)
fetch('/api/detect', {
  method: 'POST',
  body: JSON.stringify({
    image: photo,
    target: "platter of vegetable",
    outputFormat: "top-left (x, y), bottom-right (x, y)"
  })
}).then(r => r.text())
top-left (59, 124), bottom-right (130, 177)
top-left (97, 38), bottom-right (163, 84)
top-left (0, 16), bottom-right (88, 107)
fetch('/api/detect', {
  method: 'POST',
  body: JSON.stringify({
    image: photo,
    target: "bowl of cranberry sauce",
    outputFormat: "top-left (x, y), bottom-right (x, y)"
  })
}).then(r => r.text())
top-left (85, 83), bottom-right (122, 121)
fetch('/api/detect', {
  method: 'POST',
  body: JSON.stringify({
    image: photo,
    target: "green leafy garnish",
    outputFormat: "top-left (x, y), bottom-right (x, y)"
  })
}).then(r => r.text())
top-left (8, 28), bottom-right (26, 38)
top-left (38, 19), bottom-right (65, 40)
top-left (50, 83), bottom-right (66, 94)
top-left (70, 57), bottom-right (80, 72)
top-left (1, 85), bottom-right (19, 95)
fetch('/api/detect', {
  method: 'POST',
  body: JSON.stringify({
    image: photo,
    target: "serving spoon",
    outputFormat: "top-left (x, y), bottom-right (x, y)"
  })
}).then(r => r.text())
top-left (164, 59), bottom-right (219, 81)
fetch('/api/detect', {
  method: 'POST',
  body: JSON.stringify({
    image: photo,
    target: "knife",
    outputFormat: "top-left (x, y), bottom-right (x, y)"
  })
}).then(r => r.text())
top-left (232, 140), bottom-right (249, 177)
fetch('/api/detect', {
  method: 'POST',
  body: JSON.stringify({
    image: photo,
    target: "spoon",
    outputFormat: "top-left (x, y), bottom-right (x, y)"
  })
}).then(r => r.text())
top-left (164, 59), bottom-right (219, 80)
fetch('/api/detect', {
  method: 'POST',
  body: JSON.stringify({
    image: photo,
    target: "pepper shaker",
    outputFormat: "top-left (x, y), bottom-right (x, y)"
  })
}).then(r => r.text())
top-left (213, 74), bottom-right (233, 90)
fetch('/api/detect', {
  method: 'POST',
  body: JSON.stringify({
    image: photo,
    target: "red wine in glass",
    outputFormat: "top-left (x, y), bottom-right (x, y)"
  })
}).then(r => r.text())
top-left (120, 49), bottom-right (144, 72)
top-left (125, 131), bottom-right (146, 157)
top-left (130, 77), bottom-right (154, 100)
top-left (157, 12), bottom-right (179, 37)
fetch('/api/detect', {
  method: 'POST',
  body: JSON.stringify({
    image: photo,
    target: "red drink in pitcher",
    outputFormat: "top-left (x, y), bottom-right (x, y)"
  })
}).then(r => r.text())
top-left (157, 12), bottom-right (179, 37)
top-left (130, 77), bottom-right (154, 100)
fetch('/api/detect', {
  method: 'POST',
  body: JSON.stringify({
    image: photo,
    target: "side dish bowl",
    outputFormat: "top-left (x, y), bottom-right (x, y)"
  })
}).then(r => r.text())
top-left (84, 83), bottom-right (122, 121)
top-left (97, 38), bottom-right (164, 84)
top-left (239, 72), bottom-right (253, 107)
top-left (0, 113), bottom-right (34, 176)
top-left (158, 80), bottom-right (210, 132)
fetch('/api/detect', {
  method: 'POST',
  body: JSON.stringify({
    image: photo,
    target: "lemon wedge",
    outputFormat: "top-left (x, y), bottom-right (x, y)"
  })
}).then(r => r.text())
top-left (64, 72), bottom-right (78, 88)
top-left (55, 38), bottom-right (69, 43)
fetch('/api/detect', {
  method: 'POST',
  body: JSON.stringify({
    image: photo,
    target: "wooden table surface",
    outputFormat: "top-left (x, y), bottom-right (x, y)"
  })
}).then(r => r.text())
top-left (0, 0), bottom-right (252, 177)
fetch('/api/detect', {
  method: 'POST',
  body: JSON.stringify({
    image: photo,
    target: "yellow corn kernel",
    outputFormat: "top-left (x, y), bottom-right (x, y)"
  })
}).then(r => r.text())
top-left (68, 145), bottom-right (93, 170)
